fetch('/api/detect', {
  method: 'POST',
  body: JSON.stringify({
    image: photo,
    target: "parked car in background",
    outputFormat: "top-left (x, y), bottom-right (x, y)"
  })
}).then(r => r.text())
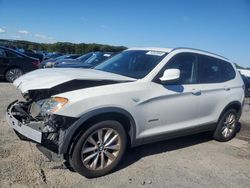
top-left (43, 53), bottom-right (63, 61)
top-left (41, 54), bottom-right (81, 68)
top-left (54, 52), bottom-right (114, 68)
top-left (6, 47), bottom-right (244, 177)
top-left (238, 69), bottom-right (250, 77)
top-left (23, 49), bottom-right (44, 62)
top-left (0, 46), bottom-right (40, 82)
top-left (241, 74), bottom-right (250, 97)
top-left (55, 54), bottom-right (81, 61)
top-left (54, 52), bottom-right (94, 66)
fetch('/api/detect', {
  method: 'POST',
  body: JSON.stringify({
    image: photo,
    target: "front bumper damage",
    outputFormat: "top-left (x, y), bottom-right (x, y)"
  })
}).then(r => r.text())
top-left (6, 100), bottom-right (77, 155)
top-left (6, 101), bottom-right (43, 143)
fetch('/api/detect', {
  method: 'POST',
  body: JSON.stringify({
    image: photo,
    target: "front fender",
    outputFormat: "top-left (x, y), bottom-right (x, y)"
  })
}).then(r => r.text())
top-left (58, 107), bottom-right (137, 154)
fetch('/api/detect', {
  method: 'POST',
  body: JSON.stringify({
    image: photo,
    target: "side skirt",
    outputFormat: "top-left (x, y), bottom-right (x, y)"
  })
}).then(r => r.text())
top-left (132, 123), bottom-right (217, 147)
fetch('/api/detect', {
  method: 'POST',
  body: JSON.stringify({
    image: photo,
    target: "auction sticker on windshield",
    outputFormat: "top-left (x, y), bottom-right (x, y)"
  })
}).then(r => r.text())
top-left (146, 51), bottom-right (166, 56)
top-left (104, 54), bottom-right (111, 57)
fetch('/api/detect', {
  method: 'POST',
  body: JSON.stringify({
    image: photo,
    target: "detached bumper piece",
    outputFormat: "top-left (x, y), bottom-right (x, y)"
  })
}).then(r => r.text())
top-left (6, 101), bottom-right (43, 143)
top-left (6, 101), bottom-right (59, 153)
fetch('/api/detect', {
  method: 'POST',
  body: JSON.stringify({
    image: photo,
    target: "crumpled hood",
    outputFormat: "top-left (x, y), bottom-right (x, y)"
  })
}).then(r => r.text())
top-left (14, 68), bottom-right (136, 93)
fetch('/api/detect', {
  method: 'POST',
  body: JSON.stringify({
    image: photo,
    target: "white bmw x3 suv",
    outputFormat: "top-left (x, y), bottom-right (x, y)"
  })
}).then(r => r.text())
top-left (6, 47), bottom-right (245, 177)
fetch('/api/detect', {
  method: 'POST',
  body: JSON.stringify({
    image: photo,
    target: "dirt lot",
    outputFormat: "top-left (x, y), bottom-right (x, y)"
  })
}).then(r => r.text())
top-left (0, 82), bottom-right (250, 188)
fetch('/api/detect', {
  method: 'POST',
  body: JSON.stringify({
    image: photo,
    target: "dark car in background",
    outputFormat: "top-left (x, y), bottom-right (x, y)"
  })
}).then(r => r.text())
top-left (41, 54), bottom-right (81, 68)
top-left (54, 52), bottom-right (114, 68)
top-left (54, 52), bottom-right (94, 66)
top-left (23, 49), bottom-right (44, 62)
top-left (0, 46), bottom-right (40, 82)
top-left (43, 53), bottom-right (63, 61)
top-left (241, 74), bottom-right (250, 97)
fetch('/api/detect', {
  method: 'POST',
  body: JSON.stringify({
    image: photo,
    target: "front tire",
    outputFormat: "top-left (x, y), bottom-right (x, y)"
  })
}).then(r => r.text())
top-left (70, 120), bottom-right (127, 178)
top-left (213, 109), bottom-right (238, 142)
top-left (5, 68), bottom-right (23, 82)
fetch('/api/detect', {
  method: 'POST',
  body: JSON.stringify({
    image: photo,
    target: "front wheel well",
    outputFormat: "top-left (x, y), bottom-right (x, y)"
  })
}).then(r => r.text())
top-left (67, 112), bottom-right (135, 156)
top-left (83, 112), bottom-right (133, 142)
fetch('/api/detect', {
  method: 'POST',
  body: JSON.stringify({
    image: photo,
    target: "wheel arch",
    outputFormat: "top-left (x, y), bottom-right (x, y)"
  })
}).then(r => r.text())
top-left (59, 107), bottom-right (137, 155)
top-left (218, 101), bottom-right (242, 122)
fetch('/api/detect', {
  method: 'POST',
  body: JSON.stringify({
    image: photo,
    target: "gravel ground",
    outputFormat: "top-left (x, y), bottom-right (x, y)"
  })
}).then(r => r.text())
top-left (0, 82), bottom-right (250, 188)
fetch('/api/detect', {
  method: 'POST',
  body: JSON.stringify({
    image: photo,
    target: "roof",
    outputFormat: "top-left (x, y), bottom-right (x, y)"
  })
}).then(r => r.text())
top-left (127, 47), bottom-right (173, 53)
top-left (172, 47), bottom-right (229, 61)
top-left (127, 47), bottom-right (229, 62)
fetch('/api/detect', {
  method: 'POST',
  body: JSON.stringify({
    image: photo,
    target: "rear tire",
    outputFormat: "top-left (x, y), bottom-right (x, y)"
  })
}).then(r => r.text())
top-left (213, 109), bottom-right (238, 142)
top-left (70, 120), bottom-right (127, 178)
top-left (5, 68), bottom-right (23, 82)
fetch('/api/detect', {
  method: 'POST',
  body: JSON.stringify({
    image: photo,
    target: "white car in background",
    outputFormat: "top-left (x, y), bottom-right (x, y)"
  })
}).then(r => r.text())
top-left (6, 47), bottom-right (245, 178)
top-left (238, 69), bottom-right (250, 77)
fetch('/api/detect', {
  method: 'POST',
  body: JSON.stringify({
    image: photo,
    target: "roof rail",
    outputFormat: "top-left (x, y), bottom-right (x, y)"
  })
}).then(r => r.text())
top-left (171, 47), bottom-right (228, 60)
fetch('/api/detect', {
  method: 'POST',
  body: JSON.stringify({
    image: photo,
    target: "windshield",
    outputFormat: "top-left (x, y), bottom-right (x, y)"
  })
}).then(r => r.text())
top-left (94, 50), bottom-right (167, 79)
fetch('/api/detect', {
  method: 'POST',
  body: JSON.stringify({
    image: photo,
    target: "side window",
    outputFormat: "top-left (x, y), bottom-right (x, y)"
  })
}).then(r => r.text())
top-left (163, 53), bottom-right (198, 84)
top-left (220, 60), bottom-right (236, 81)
top-left (0, 49), bottom-right (6, 57)
top-left (198, 55), bottom-right (222, 83)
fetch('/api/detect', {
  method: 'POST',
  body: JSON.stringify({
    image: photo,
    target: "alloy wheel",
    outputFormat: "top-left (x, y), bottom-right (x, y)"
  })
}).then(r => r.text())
top-left (221, 113), bottom-right (236, 138)
top-left (81, 128), bottom-right (121, 170)
top-left (6, 68), bottom-right (23, 82)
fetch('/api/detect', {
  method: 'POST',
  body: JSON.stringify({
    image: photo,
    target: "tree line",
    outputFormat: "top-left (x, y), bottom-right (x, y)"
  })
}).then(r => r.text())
top-left (0, 39), bottom-right (127, 54)
top-left (0, 39), bottom-right (249, 70)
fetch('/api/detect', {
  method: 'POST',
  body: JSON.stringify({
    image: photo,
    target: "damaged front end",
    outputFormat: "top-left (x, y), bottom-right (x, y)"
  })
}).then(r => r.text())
top-left (6, 98), bottom-right (77, 154)
top-left (7, 68), bottom-right (136, 158)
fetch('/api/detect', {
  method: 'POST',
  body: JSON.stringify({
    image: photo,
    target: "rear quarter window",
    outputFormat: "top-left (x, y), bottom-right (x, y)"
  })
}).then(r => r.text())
top-left (219, 60), bottom-right (236, 82)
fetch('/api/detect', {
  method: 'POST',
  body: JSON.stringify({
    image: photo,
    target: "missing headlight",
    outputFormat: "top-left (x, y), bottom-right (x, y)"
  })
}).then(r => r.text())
top-left (30, 102), bottom-right (42, 118)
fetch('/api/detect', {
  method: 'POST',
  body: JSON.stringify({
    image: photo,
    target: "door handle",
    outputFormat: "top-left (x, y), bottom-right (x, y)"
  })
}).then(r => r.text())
top-left (224, 87), bottom-right (231, 91)
top-left (191, 89), bottom-right (201, 95)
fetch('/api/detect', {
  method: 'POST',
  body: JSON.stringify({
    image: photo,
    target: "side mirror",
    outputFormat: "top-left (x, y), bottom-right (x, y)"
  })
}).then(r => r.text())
top-left (159, 69), bottom-right (180, 82)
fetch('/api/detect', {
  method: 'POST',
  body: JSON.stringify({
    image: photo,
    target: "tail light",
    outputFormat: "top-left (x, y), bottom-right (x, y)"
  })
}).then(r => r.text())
top-left (32, 60), bottom-right (40, 68)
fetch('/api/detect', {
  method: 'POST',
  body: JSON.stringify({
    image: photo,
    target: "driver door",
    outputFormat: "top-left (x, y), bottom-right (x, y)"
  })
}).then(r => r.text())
top-left (142, 53), bottom-right (202, 138)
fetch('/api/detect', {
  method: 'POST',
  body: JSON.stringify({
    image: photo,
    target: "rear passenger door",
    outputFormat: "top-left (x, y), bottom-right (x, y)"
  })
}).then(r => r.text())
top-left (197, 55), bottom-right (235, 123)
